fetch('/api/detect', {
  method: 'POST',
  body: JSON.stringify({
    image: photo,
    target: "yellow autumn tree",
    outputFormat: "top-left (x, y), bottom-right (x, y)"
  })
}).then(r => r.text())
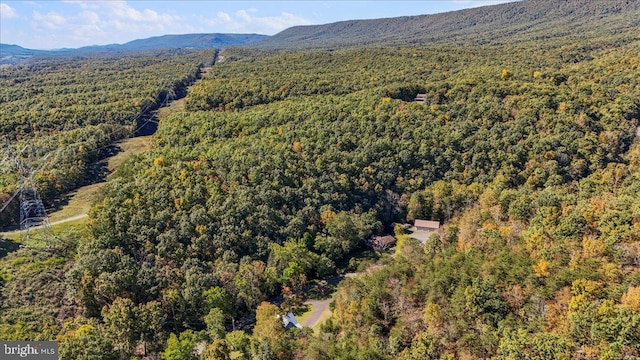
top-left (291, 141), bottom-right (302, 154)
top-left (533, 259), bottom-right (550, 277)
top-left (253, 302), bottom-right (283, 343)
top-left (621, 286), bottom-right (640, 312)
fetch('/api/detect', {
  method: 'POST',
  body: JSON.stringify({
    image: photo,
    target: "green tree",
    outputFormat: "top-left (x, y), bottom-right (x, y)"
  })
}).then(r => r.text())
top-left (57, 318), bottom-right (117, 360)
top-left (398, 331), bottom-right (440, 360)
top-left (162, 330), bottom-right (198, 360)
top-left (225, 330), bottom-right (251, 359)
top-left (101, 297), bottom-right (137, 358)
top-left (253, 302), bottom-right (284, 344)
top-left (251, 302), bottom-right (290, 360)
top-left (137, 301), bottom-right (166, 354)
top-left (234, 261), bottom-right (274, 311)
top-left (205, 308), bottom-right (227, 341)
top-left (203, 286), bottom-right (235, 318)
top-left (268, 239), bottom-right (318, 280)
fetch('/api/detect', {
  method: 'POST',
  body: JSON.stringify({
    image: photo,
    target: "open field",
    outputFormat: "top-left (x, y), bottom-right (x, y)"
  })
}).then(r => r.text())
top-left (48, 184), bottom-right (102, 223)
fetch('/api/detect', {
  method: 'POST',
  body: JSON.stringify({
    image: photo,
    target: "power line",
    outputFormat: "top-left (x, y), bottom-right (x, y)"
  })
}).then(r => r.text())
top-left (0, 188), bottom-right (20, 214)
top-left (0, 146), bottom-right (54, 245)
top-left (0, 83), bottom-right (176, 238)
top-left (0, 63), bottom-right (207, 227)
top-left (0, 83), bottom-right (174, 194)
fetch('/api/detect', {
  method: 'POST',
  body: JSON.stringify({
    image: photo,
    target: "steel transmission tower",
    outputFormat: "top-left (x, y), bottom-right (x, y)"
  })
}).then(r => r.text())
top-left (18, 176), bottom-right (53, 243)
top-left (18, 147), bottom-right (53, 244)
top-left (0, 143), bottom-right (53, 245)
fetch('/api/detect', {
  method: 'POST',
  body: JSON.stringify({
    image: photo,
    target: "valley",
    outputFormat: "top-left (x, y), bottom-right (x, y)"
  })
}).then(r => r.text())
top-left (1, 1), bottom-right (640, 359)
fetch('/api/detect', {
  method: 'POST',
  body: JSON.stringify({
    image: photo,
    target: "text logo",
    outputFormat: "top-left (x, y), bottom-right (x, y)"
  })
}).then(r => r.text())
top-left (1, 341), bottom-right (58, 359)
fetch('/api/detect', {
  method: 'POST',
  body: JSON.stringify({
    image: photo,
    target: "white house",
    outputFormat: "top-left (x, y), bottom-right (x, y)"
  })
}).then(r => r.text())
top-left (279, 312), bottom-right (303, 329)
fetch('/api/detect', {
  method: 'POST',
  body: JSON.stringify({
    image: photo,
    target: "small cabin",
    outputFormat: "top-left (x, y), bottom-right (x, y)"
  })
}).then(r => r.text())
top-left (369, 235), bottom-right (396, 251)
top-left (414, 93), bottom-right (427, 102)
top-left (414, 219), bottom-right (440, 233)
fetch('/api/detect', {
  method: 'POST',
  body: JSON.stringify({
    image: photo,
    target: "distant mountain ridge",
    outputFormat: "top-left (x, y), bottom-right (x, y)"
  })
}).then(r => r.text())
top-left (252, 0), bottom-right (640, 49)
top-left (1, 33), bottom-right (268, 64)
top-left (0, 44), bottom-right (46, 56)
top-left (4, 0), bottom-right (640, 62)
top-left (74, 33), bottom-right (269, 52)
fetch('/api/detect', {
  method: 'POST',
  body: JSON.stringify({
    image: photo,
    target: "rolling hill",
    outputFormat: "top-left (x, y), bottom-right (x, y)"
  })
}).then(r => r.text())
top-left (252, 0), bottom-right (640, 49)
top-left (0, 44), bottom-right (48, 65)
top-left (0, 44), bottom-right (46, 56)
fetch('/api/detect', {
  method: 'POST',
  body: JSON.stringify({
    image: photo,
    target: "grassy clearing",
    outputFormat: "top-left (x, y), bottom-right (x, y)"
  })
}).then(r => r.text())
top-left (47, 135), bottom-right (152, 224)
top-left (106, 135), bottom-right (153, 173)
top-left (48, 184), bottom-right (102, 222)
top-left (157, 97), bottom-right (186, 118)
top-left (1, 217), bottom-right (88, 243)
top-left (49, 217), bottom-right (90, 236)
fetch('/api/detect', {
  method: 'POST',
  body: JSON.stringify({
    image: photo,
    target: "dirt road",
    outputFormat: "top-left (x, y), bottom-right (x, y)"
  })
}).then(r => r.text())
top-left (0, 214), bottom-right (88, 236)
top-left (302, 298), bottom-right (333, 328)
top-left (301, 272), bottom-right (357, 328)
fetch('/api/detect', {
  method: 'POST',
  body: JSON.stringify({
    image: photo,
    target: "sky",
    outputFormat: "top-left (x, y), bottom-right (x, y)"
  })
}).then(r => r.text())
top-left (1, 1), bottom-right (514, 50)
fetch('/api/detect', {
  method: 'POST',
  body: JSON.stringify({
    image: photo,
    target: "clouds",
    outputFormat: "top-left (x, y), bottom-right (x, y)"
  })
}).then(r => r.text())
top-left (2, 1), bottom-right (311, 49)
top-left (91, 1), bottom-right (181, 25)
top-left (32, 11), bottom-right (67, 30)
top-left (0, 3), bottom-right (17, 19)
top-left (23, 1), bottom-right (186, 48)
top-left (201, 9), bottom-right (311, 34)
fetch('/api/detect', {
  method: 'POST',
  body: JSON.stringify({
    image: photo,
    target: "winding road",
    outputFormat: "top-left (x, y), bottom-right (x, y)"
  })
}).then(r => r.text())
top-left (301, 272), bottom-right (357, 328)
top-left (0, 214), bottom-right (88, 237)
top-left (302, 298), bottom-right (333, 328)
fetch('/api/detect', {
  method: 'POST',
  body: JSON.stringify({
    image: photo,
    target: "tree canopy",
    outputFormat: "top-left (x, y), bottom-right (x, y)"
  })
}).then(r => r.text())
top-left (1, 3), bottom-right (639, 359)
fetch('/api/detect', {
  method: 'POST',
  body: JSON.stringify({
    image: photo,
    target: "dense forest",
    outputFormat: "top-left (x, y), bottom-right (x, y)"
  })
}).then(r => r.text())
top-left (1, 0), bottom-right (640, 359)
top-left (0, 49), bottom-right (216, 228)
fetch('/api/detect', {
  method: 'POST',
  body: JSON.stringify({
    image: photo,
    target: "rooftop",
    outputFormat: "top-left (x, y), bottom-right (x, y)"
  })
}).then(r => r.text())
top-left (414, 219), bottom-right (440, 229)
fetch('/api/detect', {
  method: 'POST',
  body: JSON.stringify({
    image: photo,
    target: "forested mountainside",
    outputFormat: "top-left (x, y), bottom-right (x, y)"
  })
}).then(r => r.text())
top-left (254, 0), bottom-right (640, 49)
top-left (0, 49), bottom-right (216, 228)
top-left (1, 1), bottom-right (640, 359)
